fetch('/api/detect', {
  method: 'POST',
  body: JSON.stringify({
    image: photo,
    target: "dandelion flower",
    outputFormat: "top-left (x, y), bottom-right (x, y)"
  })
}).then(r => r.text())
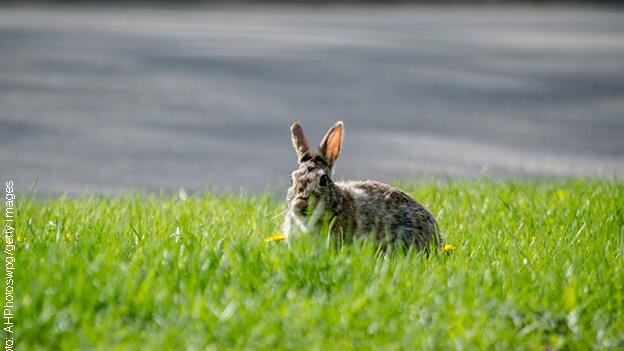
top-left (443, 243), bottom-right (454, 254)
top-left (265, 233), bottom-right (286, 243)
top-left (556, 189), bottom-right (569, 201)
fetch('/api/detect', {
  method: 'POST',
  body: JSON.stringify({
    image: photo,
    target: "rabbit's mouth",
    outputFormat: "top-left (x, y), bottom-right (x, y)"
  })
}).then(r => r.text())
top-left (293, 199), bottom-right (308, 216)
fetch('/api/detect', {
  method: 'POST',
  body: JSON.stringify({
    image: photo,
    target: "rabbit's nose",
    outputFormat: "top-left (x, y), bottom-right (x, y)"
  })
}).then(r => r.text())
top-left (297, 185), bottom-right (306, 196)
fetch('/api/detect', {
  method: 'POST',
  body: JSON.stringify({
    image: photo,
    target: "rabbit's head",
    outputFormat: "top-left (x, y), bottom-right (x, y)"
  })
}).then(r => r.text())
top-left (287, 121), bottom-right (343, 217)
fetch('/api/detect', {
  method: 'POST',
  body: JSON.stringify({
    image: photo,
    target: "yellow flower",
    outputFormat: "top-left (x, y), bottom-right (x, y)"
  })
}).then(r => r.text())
top-left (443, 244), bottom-right (454, 254)
top-left (64, 233), bottom-right (73, 241)
top-left (265, 233), bottom-right (286, 243)
top-left (556, 189), bottom-right (569, 201)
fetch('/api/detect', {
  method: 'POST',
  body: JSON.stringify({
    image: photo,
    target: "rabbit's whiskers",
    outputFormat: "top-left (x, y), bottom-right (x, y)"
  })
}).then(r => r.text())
top-left (270, 209), bottom-right (288, 220)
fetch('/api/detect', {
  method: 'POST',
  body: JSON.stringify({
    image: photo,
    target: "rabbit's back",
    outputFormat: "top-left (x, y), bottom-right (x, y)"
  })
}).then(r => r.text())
top-left (337, 180), bottom-right (441, 248)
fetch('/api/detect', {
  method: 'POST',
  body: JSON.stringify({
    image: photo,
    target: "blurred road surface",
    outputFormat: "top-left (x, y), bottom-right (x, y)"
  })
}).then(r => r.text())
top-left (1, 5), bottom-right (623, 195)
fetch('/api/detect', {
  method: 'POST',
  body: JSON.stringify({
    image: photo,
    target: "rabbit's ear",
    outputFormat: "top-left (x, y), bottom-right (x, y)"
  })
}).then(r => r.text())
top-left (291, 122), bottom-right (313, 163)
top-left (319, 121), bottom-right (343, 168)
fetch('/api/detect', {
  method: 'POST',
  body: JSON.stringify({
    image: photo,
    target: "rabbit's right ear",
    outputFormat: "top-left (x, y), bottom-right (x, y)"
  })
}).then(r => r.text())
top-left (319, 121), bottom-right (343, 169)
top-left (290, 122), bottom-right (313, 163)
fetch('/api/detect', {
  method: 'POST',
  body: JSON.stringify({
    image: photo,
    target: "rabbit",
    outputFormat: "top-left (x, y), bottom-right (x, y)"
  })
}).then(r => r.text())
top-left (283, 121), bottom-right (443, 250)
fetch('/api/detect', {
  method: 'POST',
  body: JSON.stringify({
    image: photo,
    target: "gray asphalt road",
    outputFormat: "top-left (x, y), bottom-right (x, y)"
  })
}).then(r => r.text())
top-left (1, 5), bottom-right (623, 195)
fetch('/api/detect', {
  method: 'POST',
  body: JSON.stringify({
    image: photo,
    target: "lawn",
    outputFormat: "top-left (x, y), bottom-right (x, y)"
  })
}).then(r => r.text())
top-left (7, 179), bottom-right (624, 350)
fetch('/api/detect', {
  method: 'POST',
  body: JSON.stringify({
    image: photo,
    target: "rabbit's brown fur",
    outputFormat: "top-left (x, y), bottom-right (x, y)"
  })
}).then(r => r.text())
top-left (283, 121), bottom-right (442, 250)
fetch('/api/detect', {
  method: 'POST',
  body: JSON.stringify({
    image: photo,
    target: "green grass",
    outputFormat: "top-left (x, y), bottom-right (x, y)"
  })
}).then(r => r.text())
top-left (6, 179), bottom-right (624, 350)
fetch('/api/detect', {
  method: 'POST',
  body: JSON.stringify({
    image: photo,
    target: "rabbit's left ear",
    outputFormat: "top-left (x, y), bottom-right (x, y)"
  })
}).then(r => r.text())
top-left (319, 121), bottom-right (343, 168)
top-left (291, 122), bottom-right (313, 163)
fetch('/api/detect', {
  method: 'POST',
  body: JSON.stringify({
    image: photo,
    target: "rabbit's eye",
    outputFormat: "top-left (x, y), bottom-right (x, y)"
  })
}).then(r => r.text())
top-left (319, 175), bottom-right (329, 187)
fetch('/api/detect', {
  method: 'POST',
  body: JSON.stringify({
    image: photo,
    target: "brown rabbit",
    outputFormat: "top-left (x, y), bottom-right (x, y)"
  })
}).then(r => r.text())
top-left (283, 121), bottom-right (443, 250)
